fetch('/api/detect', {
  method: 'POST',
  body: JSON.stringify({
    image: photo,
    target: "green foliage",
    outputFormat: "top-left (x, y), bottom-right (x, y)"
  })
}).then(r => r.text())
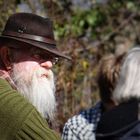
top-left (54, 7), bottom-right (106, 38)
top-left (54, 0), bottom-right (140, 45)
top-left (0, 0), bottom-right (16, 32)
top-left (51, 0), bottom-right (140, 133)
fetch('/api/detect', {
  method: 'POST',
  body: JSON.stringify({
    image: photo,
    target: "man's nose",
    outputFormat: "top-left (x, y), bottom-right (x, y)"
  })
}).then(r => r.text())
top-left (40, 61), bottom-right (53, 69)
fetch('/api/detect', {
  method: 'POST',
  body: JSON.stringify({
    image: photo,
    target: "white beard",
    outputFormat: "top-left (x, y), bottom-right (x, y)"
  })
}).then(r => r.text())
top-left (10, 65), bottom-right (56, 121)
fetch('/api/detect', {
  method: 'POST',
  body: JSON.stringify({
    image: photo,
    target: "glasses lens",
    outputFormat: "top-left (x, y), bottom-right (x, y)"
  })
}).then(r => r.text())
top-left (52, 57), bottom-right (59, 65)
top-left (31, 48), bottom-right (60, 65)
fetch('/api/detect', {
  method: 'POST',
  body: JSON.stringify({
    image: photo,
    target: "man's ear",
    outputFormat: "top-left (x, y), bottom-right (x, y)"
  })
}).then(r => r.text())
top-left (0, 46), bottom-right (11, 70)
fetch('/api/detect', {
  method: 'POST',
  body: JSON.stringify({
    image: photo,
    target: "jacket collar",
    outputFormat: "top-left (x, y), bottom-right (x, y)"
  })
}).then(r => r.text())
top-left (96, 99), bottom-right (140, 135)
top-left (0, 70), bottom-right (17, 90)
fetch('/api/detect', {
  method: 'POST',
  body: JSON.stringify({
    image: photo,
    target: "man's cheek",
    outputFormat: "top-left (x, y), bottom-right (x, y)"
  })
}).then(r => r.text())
top-left (23, 62), bottom-right (40, 72)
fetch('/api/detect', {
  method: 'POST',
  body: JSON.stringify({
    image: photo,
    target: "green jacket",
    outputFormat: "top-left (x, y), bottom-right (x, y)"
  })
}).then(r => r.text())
top-left (0, 79), bottom-right (61, 140)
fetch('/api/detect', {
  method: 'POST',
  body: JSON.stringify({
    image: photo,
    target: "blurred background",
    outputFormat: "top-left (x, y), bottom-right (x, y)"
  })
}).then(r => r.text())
top-left (0, 0), bottom-right (140, 134)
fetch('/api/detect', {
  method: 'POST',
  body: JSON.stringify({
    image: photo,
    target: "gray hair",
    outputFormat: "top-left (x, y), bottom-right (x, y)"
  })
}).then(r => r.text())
top-left (113, 47), bottom-right (140, 103)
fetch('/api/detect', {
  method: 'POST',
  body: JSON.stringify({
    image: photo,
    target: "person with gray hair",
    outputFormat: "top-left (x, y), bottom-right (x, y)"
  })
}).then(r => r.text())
top-left (96, 47), bottom-right (140, 140)
top-left (113, 47), bottom-right (140, 103)
top-left (62, 53), bottom-right (125, 140)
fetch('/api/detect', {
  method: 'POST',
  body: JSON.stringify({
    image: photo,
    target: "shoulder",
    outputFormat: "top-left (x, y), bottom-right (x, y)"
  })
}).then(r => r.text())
top-left (62, 102), bottom-right (102, 140)
top-left (16, 109), bottom-right (61, 140)
top-left (0, 79), bottom-right (60, 140)
top-left (80, 101), bottom-right (102, 124)
top-left (67, 101), bottom-right (102, 129)
top-left (62, 115), bottom-right (95, 140)
top-left (66, 102), bottom-right (102, 130)
top-left (64, 114), bottom-right (94, 131)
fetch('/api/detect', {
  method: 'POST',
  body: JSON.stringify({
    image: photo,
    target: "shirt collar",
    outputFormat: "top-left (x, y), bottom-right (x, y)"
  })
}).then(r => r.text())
top-left (0, 70), bottom-right (17, 90)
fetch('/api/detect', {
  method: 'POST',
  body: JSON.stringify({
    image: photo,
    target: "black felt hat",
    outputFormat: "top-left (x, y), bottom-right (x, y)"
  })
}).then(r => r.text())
top-left (0, 12), bottom-right (71, 60)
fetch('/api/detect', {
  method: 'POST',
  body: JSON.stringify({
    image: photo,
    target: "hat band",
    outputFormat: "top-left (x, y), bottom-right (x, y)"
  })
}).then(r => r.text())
top-left (2, 31), bottom-right (56, 45)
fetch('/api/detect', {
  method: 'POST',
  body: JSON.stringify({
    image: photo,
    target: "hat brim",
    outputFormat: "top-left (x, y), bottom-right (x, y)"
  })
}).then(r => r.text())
top-left (0, 35), bottom-right (71, 60)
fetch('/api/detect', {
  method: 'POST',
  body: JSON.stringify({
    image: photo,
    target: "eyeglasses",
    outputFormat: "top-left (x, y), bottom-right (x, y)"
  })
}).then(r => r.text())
top-left (30, 48), bottom-right (59, 65)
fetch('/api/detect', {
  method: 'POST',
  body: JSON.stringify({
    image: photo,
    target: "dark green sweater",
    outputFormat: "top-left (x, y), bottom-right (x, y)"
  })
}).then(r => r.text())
top-left (0, 79), bottom-right (61, 140)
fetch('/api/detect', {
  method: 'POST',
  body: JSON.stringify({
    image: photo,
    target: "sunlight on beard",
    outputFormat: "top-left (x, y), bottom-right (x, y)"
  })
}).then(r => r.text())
top-left (11, 65), bottom-right (56, 121)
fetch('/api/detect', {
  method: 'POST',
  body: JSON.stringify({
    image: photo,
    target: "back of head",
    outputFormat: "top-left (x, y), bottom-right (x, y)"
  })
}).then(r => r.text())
top-left (97, 53), bottom-right (125, 105)
top-left (113, 47), bottom-right (140, 103)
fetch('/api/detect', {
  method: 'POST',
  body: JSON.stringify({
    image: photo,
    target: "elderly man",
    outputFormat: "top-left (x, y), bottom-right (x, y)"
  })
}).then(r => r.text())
top-left (0, 13), bottom-right (70, 139)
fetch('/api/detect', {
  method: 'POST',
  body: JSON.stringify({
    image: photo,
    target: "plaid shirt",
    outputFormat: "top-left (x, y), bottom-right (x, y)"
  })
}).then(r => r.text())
top-left (62, 102), bottom-right (102, 140)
